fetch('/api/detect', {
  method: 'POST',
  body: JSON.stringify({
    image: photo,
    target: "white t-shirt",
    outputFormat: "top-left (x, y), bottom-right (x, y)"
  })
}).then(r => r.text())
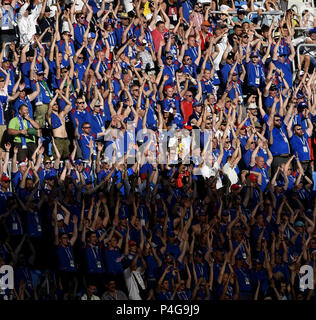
top-left (124, 267), bottom-right (143, 300)
top-left (214, 36), bottom-right (228, 71)
top-left (200, 162), bottom-right (223, 188)
top-left (223, 162), bottom-right (239, 185)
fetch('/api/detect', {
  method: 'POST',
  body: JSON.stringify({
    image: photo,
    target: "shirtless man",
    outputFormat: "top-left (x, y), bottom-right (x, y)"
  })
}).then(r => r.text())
top-left (46, 90), bottom-right (72, 160)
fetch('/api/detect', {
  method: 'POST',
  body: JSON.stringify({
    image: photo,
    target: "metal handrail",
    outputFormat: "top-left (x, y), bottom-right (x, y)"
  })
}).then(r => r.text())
top-left (297, 43), bottom-right (316, 69)
top-left (209, 10), bottom-right (283, 15)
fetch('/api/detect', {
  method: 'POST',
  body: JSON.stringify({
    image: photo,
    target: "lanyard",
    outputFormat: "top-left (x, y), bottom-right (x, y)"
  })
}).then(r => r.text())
top-left (191, 46), bottom-right (197, 59)
top-left (64, 246), bottom-right (73, 262)
top-left (279, 128), bottom-right (288, 142)
top-left (168, 65), bottom-right (175, 77)
top-left (196, 263), bottom-right (204, 277)
top-left (178, 291), bottom-right (188, 300)
top-left (299, 136), bottom-right (307, 147)
top-left (94, 113), bottom-right (103, 129)
top-left (254, 64), bottom-right (260, 78)
top-left (33, 211), bottom-right (40, 225)
top-left (261, 167), bottom-right (268, 180)
top-left (83, 134), bottom-right (92, 146)
top-left (238, 267), bottom-right (248, 279)
top-left (91, 245), bottom-right (100, 261)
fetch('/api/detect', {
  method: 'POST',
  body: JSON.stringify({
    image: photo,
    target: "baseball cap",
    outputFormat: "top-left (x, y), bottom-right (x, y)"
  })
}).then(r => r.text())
top-left (248, 174), bottom-right (257, 182)
top-left (237, 8), bottom-right (246, 14)
top-left (18, 161), bottom-right (28, 167)
top-left (227, 52), bottom-right (234, 60)
top-left (45, 6), bottom-right (50, 12)
top-left (2, 57), bottom-right (9, 63)
top-left (157, 209), bottom-right (166, 217)
top-left (247, 103), bottom-right (257, 109)
top-left (88, 32), bottom-right (96, 38)
top-left (75, 159), bottom-right (83, 165)
top-left (1, 174), bottom-right (10, 182)
top-left (128, 240), bottom-right (136, 246)
top-left (222, 209), bottom-right (229, 216)
top-left (193, 101), bottom-right (202, 107)
top-left (163, 107), bottom-right (173, 113)
top-left (231, 184), bottom-right (240, 191)
top-left (101, 157), bottom-right (112, 163)
top-left (119, 12), bottom-right (129, 19)
top-left (202, 20), bottom-right (211, 27)
top-left (164, 84), bottom-right (173, 91)
top-left (294, 221), bottom-right (304, 227)
top-left (57, 213), bottom-right (64, 221)
top-left (275, 180), bottom-right (285, 187)
top-left (298, 102), bottom-right (308, 109)
top-left (194, 249), bottom-right (203, 256)
top-left (270, 85), bottom-right (277, 91)
top-left (254, 121), bottom-right (262, 128)
top-left (167, 230), bottom-right (175, 237)
top-left (250, 51), bottom-right (259, 58)
top-left (309, 27), bottom-right (316, 34)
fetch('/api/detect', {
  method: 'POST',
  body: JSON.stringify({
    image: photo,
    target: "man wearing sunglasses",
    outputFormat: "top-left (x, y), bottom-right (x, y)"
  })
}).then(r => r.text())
top-left (287, 115), bottom-right (314, 179)
top-left (73, 12), bottom-right (90, 49)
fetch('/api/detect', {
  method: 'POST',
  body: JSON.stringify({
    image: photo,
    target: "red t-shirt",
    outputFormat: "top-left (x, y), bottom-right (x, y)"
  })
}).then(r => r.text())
top-left (181, 100), bottom-right (193, 123)
top-left (151, 27), bottom-right (168, 53)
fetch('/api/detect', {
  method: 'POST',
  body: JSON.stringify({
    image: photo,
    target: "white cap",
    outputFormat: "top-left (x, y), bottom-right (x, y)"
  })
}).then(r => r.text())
top-left (102, 157), bottom-right (112, 164)
top-left (156, 15), bottom-right (163, 23)
top-left (241, 4), bottom-right (248, 10)
top-left (62, 21), bottom-right (70, 34)
top-left (18, 162), bottom-right (28, 167)
top-left (145, 13), bottom-right (153, 21)
top-left (57, 214), bottom-right (64, 221)
top-left (247, 103), bottom-right (257, 109)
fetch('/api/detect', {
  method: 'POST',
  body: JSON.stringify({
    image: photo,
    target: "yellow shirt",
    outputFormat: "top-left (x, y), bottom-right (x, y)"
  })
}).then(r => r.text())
top-left (143, 1), bottom-right (151, 16)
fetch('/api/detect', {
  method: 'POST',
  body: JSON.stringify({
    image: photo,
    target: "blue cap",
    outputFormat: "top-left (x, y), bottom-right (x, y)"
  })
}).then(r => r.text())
top-left (296, 91), bottom-right (304, 99)
top-left (294, 220), bottom-right (304, 227)
top-left (276, 180), bottom-right (285, 187)
top-left (2, 57), bottom-right (9, 62)
top-left (75, 159), bottom-right (83, 165)
top-left (250, 51), bottom-right (258, 58)
top-left (193, 101), bottom-right (202, 107)
top-left (167, 229), bottom-right (175, 237)
top-left (298, 102), bottom-right (308, 109)
top-left (88, 32), bottom-right (96, 38)
top-left (235, 254), bottom-right (243, 260)
top-left (157, 208), bottom-right (165, 217)
top-left (309, 27), bottom-right (316, 34)
top-left (85, 179), bottom-right (92, 185)
top-left (222, 209), bottom-right (229, 216)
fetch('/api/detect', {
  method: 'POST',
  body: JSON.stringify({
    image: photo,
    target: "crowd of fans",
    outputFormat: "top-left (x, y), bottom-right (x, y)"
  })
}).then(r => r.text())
top-left (0, 0), bottom-right (315, 301)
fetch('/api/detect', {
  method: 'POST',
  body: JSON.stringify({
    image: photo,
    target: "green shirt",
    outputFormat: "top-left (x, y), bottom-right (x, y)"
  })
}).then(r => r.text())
top-left (8, 117), bottom-right (36, 144)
